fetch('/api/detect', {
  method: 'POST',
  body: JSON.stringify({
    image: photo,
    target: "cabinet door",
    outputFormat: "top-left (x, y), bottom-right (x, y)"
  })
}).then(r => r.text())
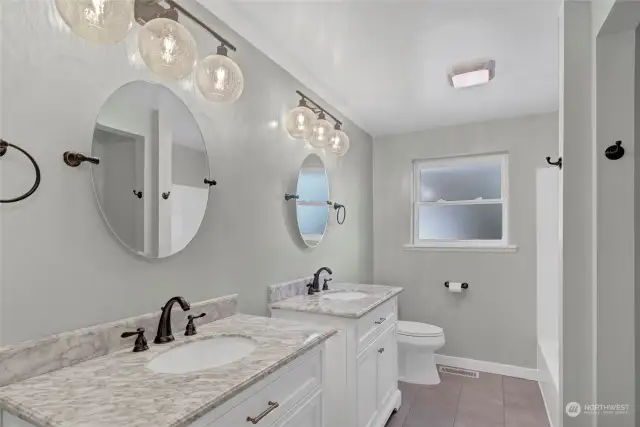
top-left (376, 325), bottom-right (398, 409)
top-left (356, 343), bottom-right (379, 427)
top-left (274, 390), bottom-right (322, 427)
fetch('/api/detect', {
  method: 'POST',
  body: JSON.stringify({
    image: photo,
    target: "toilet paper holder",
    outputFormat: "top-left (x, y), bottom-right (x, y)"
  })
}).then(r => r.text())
top-left (444, 282), bottom-right (469, 290)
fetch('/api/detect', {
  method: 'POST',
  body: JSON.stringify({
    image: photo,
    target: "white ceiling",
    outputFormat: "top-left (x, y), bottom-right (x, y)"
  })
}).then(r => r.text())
top-left (202, 0), bottom-right (560, 137)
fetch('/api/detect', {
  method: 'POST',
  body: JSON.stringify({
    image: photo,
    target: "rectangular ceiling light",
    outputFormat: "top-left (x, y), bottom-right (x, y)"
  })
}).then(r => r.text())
top-left (448, 60), bottom-right (496, 89)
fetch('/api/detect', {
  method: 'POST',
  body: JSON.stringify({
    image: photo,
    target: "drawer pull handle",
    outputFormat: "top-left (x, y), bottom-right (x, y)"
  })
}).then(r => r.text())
top-left (247, 401), bottom-right (279, 424)
top-left (378, 348), bottom-right (385, 353)
top-left (374, 317), bottom-right (386, 325)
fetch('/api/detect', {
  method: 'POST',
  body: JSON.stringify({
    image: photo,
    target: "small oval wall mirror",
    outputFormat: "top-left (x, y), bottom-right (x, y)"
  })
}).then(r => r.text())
top-left (92, 81), bottom-right (210, 258)
top-left (295, 154), bottom-right (330, 248)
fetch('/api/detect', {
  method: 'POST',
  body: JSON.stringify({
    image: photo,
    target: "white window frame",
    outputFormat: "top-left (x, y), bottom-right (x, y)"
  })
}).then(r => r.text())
top-left (407, 153), bottom-right (515, 251)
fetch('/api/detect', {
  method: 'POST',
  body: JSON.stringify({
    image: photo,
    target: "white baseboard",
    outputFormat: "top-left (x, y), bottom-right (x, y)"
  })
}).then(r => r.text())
top-left (434, 354), bottom-right (540, 381)
top-left (537, 344), bottom-right (559, 427)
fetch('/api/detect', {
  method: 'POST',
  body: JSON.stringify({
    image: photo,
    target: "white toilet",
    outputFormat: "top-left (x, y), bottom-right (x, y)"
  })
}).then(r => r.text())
top-left (397, 321), bottom-right (445, 385)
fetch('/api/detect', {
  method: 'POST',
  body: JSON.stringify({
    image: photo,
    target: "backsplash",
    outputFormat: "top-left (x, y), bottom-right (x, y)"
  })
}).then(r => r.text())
top-left (0, 294), bottom-right (238, 387)
top-left (267, 273), bottom-right (330, 304)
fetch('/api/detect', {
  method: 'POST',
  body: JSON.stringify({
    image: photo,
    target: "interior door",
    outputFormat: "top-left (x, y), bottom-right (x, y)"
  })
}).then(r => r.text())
top-left (357, 342), bottom-right (379, 427)
top-left (376, 325), bottom-right (398, 410)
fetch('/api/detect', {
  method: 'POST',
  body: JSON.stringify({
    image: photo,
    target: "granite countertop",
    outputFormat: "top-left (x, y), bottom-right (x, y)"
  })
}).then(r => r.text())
top-left (0, 314), bottom-right (336, 427)
top-left (269, 283), bottom-right (403, 318)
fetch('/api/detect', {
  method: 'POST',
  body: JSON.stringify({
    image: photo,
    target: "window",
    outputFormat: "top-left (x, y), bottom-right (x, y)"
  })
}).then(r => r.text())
top-left (409, 153), bottom-right (511, 250)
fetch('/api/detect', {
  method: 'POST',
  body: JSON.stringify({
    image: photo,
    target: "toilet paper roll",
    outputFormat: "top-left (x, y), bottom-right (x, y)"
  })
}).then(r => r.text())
top-left (447, 282), bottom-right (463, 293)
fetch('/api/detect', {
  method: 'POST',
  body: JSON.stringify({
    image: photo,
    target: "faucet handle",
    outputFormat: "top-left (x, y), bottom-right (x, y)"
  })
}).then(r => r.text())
top-left (185, 313), bottom-right (206, 336)
top-left (322, 278), bottom-right (333, 291)
top-left (307, 283), bottom-right (316, 295)
top-left (121, 328), bottom-right (149, 352)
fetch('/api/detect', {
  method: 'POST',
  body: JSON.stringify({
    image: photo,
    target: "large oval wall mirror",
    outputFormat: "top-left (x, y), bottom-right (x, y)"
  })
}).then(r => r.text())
top-left (92, 81), bottom-right (210, 258)
top-left (295, 154), bottom-right (330, 248)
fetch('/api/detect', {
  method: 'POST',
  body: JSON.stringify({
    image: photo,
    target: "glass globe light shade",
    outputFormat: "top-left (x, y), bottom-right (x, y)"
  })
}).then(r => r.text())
top-left (329, 127), bottom-right (350, 156)
top-left (285, 102), bottom-right (316, 139)
top-left (55, 0), bottom-right (134, 44)
top-left (138, 18), bottom-right (197, 80)
top-left (195, 46), bottom-right (244, 103)
top-left (308, 114), bottom-right (333, 148)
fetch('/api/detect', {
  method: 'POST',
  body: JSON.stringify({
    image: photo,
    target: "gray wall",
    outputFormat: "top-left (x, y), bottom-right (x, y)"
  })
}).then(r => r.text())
top-left (636, 23), bottom-right (640, 425)
top-left (562, 3), bottom-right (595, 424)
top-left (373, 113), bottom-right (558, 368)
top-left (596, 27), bottom-right (635, 426)
top-left (0, 0), bottom-right (374, 345)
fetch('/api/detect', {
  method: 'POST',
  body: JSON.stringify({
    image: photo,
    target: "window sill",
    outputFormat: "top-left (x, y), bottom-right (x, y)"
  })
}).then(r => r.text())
top-left (403, 244), bottom-right (518, 253)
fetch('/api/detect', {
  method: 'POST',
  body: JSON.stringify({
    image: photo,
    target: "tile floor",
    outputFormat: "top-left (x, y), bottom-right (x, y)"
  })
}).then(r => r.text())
top-left (386, 369), bottom-right (551, 427)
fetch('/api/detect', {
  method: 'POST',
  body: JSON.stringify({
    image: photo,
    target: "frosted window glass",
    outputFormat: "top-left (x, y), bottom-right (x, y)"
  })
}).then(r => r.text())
top-left (418, 204), bottom-right (503, 240)
top-left (420, 161), bottom-right (501, 202)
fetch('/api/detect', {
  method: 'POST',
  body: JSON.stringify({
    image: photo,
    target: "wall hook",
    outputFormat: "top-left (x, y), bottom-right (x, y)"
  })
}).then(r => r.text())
top-left (133, 190), bottom-right (143, 199)
top-left (63, 151), bottom-right (100, 167)
top-left (546, 156), bottom-right (562, 169)
top-left (605, 140), bottom-right (625, 160)
top-left (162, 191), bottom-right (171, 200)
top-left (204, 178), bottom-right (217, 186)
top-left (284, 193), bottom-right (299, 201)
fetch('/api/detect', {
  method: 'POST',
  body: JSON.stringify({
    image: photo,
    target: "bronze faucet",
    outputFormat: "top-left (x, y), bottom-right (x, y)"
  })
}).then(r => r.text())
top-left (154, 296), bottom-right (191, 344)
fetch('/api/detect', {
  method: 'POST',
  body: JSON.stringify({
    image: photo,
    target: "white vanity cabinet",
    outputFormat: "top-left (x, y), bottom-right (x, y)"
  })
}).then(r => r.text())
top-left (271, 297), bottom-right (401, 427)
top-left (1, 348), bottom-right (325, 427)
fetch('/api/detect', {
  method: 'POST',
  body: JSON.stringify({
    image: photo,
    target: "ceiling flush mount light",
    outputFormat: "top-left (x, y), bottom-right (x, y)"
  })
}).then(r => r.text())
top-left (286, 98), bottom-right (316, 139)
top-left (138, 18), bottom-right (197, 79)
top-left (55, 0), bottom-right (134, 44)
top-left (196, 44), bottom-right (244, 102)
top-left (329, 124), bottom-right (350, 156)
top-left (448, 60), bottom-right (496, 89)
top-left (288, 90), bottom-right (349, 155)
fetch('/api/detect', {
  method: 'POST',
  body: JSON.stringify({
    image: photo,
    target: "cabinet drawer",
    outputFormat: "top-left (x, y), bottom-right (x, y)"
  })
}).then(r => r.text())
top-left (273, 389), bottom-right (322, 427)
top-left (212, 352), bottom-right (322, 427)
top-left (356, 299), bottom-right (396, 351)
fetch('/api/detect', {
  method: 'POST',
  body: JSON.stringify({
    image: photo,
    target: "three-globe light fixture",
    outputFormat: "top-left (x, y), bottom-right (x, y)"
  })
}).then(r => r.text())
top-left (55, 0), bottom-right (244, 103)
top-left (286, 91), bottom-right (350, 156)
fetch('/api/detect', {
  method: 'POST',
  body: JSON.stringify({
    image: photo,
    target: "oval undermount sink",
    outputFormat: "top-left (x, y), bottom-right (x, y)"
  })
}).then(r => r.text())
top-left (147, 336), bottom-right (258, 374)
top-left (322, 291), bottom-right (368, 301)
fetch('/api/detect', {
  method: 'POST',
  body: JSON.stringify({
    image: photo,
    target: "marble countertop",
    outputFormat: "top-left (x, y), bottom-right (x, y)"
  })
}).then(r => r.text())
top-left (0, 314), bottom-right (336, 427)
top-left (269, 283), bottom-right (403, 318)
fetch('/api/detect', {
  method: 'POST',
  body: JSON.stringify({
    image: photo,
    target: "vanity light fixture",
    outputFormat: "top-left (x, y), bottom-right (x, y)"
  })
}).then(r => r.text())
top-left (196, 44), bottom-right (244, 103)
top-left (285, 98), bottom-right (317, 140)
top-left (329, 123), bottom-right (350, 156)
top-left (135, 0), bottom-right (242, 92)
top-left (138, 17), bottom-right (197, 80)
top-left (56, 0), bottom-right (244, 99)
top-left (448, 60), bottom-right (496, 89)
top-left (55, 0), bottom-right (134, 44)
top-left (308, 111), bottom-right (333, 149)
top-left (287, 91), bottom-right (350, 155)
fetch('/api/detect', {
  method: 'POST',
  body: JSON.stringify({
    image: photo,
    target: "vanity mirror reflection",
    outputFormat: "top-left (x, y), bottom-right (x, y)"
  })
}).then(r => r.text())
top-left (92, 81), bottom-right (210, 258)
top-left (295, 154), bottom-right (330, 248)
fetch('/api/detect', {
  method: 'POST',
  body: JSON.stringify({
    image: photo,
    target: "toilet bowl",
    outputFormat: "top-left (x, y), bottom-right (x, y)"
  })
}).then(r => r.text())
top-left (397, 321), bottom-right (445, 385)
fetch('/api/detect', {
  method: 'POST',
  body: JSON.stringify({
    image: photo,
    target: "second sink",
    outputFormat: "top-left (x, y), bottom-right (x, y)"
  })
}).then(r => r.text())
top-left (322, 291), bottom-right (368, 301)
top-left (147, 336), bottom-right (258, 374)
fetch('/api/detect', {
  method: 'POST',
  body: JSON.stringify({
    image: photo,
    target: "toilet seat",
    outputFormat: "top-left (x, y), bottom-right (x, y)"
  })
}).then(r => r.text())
top-left (397, 321), bottom-right (443, 338)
